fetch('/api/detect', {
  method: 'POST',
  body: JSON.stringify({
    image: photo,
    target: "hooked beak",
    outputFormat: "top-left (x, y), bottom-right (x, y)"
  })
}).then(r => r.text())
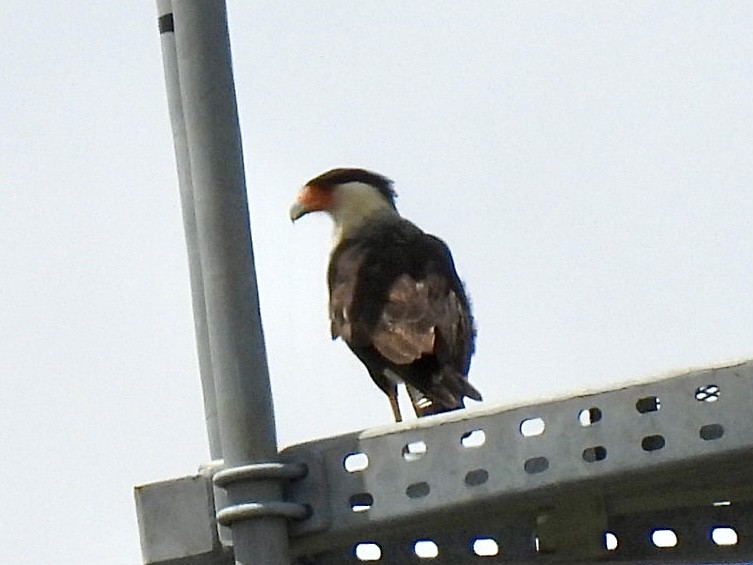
top-left (289, 201), bottom-right (309, 222)
top-left (289, 184), bottom-right (333, 222)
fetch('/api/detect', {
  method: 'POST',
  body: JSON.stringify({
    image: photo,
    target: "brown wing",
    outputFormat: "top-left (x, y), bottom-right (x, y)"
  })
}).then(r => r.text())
top-left (328, 246), bottom-right (365, 342)
top-left (329, 250), bottom-right (459, 362)
top-left (376, 271), bottom-right (480, 411)
top-left (370, 273), bottom-right (448, 365)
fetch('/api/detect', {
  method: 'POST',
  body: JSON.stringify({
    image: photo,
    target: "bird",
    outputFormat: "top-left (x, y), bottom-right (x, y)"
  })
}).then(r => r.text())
top-left (289, 168), bottom-right (482, 422)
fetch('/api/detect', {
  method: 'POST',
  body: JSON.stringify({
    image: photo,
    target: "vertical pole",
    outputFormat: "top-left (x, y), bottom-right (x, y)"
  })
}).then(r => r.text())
top-left (170, 2), bottom-right (288, 564)
top-left (155, 0), bottom-right (222, 462)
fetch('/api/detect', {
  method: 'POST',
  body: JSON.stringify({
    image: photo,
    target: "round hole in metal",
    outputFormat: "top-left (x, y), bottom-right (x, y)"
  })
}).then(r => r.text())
top-left (472, 538), bottom-right (499, 556)
top-left (582, 445), bottom-right (607, 462)
top-left (700, 423), bottom-right (724, 441)
top-left (578, 407), bottom-right (603, 426)
top-left (406, 481), bottom-right (430, 499)
top-left (695, 384), bottom-right (720, 402)
top-left (520, 417), bottom-right (545, 437)
top-left (414, 539), bottom-right (439, 559)
top-left (651, 528), bottom-right (678, 548)
top-left (464, 468), bottom-right (489, 486)
top-left (524, 456), bottom-right (549, 474)
top-left (711, 526), bottom-right (738, 546)
top-left (641, 434), bottom-right (665, 451)
top-left (344, 452), bottom-right (369, 473)
top-left (354, 542), bottom-right (381, 561)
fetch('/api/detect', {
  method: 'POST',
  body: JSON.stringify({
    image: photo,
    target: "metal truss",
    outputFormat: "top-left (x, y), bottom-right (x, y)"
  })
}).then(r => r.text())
top-left (282, 359), bottom-right (753, 563)
top-left (135, 359), bottom-right (753, 564)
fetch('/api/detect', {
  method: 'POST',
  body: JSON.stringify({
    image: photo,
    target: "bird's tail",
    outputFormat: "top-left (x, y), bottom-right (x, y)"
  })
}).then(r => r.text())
top-left (408, 370), bottom-right (482, 418)
top-left (407, 384), bottom-right (442, 417)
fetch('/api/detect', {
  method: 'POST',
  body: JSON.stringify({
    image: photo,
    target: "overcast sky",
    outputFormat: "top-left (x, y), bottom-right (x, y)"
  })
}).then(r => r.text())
top-left (1, 2), bottom-right (752, 563)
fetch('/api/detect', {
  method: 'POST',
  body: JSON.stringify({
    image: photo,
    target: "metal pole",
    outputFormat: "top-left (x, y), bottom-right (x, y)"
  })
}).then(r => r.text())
top-left (171, 2), bottom-right (288, 564)
top-left (155, 0), bottom-right (222, 462)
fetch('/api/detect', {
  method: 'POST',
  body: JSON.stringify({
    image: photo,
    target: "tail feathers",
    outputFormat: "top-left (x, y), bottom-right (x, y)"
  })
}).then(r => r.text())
top-left (407, 384), bottom-right (455, 418)
top-left (435, 368), bottom-right (482, 405)
top-left (408, 369), bottom-right (482, 418)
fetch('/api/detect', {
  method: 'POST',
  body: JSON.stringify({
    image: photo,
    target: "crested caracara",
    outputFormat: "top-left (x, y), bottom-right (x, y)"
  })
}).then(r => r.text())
top-left (290, 168), bottom-right (481, 422)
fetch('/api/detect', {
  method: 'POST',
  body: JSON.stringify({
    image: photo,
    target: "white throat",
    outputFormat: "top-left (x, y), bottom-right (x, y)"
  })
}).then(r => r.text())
top-left (330, 181), bottom-right (398, 245)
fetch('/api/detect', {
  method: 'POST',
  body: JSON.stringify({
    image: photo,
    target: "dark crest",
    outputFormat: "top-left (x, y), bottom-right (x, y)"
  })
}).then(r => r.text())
top-left (306, 168), bottom-right (398, 209)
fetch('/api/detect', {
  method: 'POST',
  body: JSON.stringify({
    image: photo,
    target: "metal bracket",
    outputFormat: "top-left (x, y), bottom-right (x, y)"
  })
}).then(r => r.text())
top-left (213, 462), bottom-right (310, 527)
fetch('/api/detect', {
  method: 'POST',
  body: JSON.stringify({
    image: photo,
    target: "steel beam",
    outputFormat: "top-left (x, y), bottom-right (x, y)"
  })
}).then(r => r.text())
top-left (136, 360), bottom-right (753, 563)
top-left (280, 359), bottom-right (753, 563)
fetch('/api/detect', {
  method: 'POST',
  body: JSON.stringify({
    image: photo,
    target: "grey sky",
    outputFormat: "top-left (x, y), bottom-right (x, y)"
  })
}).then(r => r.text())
top-left (1, 2), bottom-right (751, 563)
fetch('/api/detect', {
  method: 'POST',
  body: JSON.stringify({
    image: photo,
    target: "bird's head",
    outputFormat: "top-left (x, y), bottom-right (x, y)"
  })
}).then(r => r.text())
top-left (290, 168), bottom-right (398, 242)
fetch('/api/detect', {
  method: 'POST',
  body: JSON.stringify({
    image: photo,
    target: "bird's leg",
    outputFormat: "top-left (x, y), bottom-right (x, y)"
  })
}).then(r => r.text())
top-left (407, 384), bottom-right (434, 418)
top-left (388, 386), bottom-right (402, 422)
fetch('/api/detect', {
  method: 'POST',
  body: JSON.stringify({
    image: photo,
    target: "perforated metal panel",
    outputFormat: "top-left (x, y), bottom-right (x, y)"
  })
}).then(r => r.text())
top-left (280, 360), bottom-right (753, 563)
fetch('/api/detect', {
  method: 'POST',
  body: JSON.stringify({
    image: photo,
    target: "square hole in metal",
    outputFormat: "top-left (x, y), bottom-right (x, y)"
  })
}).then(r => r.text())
top-left (636, 396), bottom-right (661, 413)
top-left (402, 440), bottom-right (427, 462)
top-left (349, 492), bottom-right (374, 513)
top-left (461, 429), bottom-right (486, 448)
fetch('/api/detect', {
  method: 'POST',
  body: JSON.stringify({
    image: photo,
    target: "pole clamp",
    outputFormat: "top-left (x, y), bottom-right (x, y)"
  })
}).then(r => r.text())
top-left (213, 462), bottom-right (310, 527)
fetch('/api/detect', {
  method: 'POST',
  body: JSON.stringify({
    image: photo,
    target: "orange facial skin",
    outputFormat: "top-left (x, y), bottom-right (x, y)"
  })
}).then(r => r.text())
top-left (289, 184), bottom-right (335, 221)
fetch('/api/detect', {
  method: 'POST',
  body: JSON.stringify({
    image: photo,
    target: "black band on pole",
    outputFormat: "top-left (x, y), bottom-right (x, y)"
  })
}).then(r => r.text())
top-left (158, 13), bottom-right (174, 34)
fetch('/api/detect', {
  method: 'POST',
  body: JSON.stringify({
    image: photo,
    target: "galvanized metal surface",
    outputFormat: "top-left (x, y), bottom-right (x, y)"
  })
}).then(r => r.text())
top-left (155, 0), bottom-right (221, 461)
top-left (280, 359), bottom-right (753, 563)
top-left (171, 0), bottom-right (277, 468)
top-left (166, 1), bottom-right (288, 563)
top-left (155, 0), bottom-right (231, 551)
top-left (134, 473), bottom-right (221, 564)
top-left (135, 360), bottom-right (753, 563)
